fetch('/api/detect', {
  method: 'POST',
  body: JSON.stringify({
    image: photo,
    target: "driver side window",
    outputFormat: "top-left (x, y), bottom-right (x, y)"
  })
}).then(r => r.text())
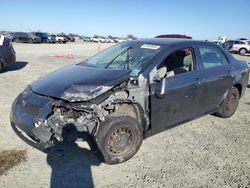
top-left (158, 48), bottom-right (195, 78)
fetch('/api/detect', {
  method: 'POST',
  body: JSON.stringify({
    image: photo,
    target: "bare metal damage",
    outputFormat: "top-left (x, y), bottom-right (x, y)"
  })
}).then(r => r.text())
top-left (32, 75), bottom-right (149, 148)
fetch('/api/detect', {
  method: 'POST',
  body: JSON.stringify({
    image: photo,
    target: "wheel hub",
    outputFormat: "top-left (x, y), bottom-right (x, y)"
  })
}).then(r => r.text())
top-left (226, 93), bottom-right (236, 112)
top-left (107, 127), bottom-right (134, 154)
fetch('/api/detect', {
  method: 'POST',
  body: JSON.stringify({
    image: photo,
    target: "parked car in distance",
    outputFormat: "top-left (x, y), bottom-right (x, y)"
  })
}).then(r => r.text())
top-left (0, 35), bottom-right (16, 71)
top-left (155, 34), bottom-right (192, 39)
top-left (12, 32), bottom-right (41, 43)
top-left (57, 34), bottom-right (75, 42)
top-left (32, 32), bottom-right (56, 43)
top-left (107, 37), bottom-right (115, 43)
top-left (51, 34), bottom-right (67, 43)
top-left (82, 36), bottom-right (92, 42)
top-left (91, 36), bottom-right (106, 43)
top-left (47, 35), bottom-right (57, 43)
top-left (223, 40), bottom-right (250, 55)
top-left (11, 39), bottom-right (249, 164)
top-left (116, 37), bottom-right (127, 42)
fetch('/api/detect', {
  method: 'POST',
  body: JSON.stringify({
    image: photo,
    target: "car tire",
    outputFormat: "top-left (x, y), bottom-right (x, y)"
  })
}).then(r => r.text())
top-left (95, 115), bottom-right (143, 164)
top-left (239, 48), bottom-right (247, 55)
top-left (215, 86), bottom-right (240, 118)
top-left (29, 39), bottom-right (33, 43)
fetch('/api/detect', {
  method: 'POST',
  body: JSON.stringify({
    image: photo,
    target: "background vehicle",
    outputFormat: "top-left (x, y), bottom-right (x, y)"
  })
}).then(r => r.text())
top-left (116, 37), bottom-right (127, 42)
top-left (47, 35), bottom-right (57, 43)
top-left (33, 32), bottom-right (56, 43)
top-left (12, 32), bottom-right (41, 43)
top-left (57, 34), bottom-right (75, 42)
top-left (0, 35), bottom-right (16, 71)
top-left (82, 36), bottom-right (92, 42)
top-left (10, 39), bottom-right (249, 164)
top-left (107, 37), bottom-right (115, 43)
top-left (91, 36), bottom-right (106, 43)
top-left (51, 34), bottom-right (67, 43)
top-left (223, 40), bottom-right (250, 55)
top-left (155, 34), bottom-right (192, 39)
top-left (214, 36), bottom-right (228, 44)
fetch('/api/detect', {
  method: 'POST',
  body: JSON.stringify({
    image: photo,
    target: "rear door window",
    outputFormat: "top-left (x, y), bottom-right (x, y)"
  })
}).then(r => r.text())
top-left (198, 46), bottom-right (228, 69)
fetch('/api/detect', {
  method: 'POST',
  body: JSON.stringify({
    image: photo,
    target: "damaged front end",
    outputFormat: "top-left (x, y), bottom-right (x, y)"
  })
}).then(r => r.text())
top-left (10, 86), bottom-right (101, 150)
top-left (10, 76), bottom-right (148, 152)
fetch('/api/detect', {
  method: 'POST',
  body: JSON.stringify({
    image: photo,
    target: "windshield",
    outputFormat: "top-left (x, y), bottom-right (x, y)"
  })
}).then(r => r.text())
top-left (80, 43), bottom-right (161, 76)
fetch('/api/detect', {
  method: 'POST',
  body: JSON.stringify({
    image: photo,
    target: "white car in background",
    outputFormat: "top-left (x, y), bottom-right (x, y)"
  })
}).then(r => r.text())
top-left (223, 40), bottom-right (250, 55)
top-left (116, 38), bottom-right (127, 42)
top-left (51, 34), bottom-right (67, 43)
top-left (91, 36), bottom-right (106, 43)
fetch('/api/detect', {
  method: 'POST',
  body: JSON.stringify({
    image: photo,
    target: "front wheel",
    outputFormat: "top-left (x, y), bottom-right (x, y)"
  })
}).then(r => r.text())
top-left (215, 86), bottom-right (240, 118)
top-left (95, 115), bottom-right (143, 164)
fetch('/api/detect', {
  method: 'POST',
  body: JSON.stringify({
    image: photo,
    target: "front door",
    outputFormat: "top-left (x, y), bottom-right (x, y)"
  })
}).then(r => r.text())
top-left (150, 47), bottom-right (203, 134)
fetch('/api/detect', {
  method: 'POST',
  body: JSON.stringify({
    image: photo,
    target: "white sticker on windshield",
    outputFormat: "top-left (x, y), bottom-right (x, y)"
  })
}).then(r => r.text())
top-left (140, 44), bottom-right (160, 50)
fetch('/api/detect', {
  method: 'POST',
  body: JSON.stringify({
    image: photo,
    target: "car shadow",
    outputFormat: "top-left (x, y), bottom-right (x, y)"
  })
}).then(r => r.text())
top-left (11, 122), bottom-right (101, 188)
top-left (46, 130), bottom-right (101, 188)
top-left (1, 61), bottom-right (28, 73)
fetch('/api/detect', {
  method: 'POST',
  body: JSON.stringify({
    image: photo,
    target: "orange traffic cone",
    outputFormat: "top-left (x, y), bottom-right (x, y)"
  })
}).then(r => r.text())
top-left (97, 41), bottom-right (101, 52)
top-left (67, 49), bottom-right (73, 59)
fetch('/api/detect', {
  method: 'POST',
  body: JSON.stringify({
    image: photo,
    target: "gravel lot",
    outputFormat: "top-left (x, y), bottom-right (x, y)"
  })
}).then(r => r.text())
top-left (0, 40), bottom-right (249, 188)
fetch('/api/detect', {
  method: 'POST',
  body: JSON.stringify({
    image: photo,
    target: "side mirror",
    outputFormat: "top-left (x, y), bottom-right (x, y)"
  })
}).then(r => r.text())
top-left (153, 67), bottom-right (167, 82)
top-left (155, 78), bottom-right (166, 98)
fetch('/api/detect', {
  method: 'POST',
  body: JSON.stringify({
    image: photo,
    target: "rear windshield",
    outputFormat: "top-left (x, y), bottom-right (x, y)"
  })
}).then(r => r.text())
top-left (80, 43), bottom-right (162, 76)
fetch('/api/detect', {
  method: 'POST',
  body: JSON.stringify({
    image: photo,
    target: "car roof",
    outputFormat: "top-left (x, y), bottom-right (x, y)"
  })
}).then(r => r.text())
top-left (129, 38), bottom-right (211, 47)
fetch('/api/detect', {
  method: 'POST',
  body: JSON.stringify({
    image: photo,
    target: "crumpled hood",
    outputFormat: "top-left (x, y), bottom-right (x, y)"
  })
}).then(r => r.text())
top-left (31, 64), bottom-right (131, 102)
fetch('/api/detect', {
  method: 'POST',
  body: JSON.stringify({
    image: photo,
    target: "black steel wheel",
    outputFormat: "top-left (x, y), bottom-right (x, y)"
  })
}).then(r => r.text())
top-left (95, 115), bottom-right (143, 164)
top-left (216, 86), bottom-right (240, 118)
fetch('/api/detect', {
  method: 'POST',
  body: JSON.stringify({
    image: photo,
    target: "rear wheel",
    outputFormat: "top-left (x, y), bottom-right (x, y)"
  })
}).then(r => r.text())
top-left (239, 48), bottom-right (247, 55)
top-left (215, 86), bottom-right (240, 118)
top-left (95, 115), bottom-right (143, 164)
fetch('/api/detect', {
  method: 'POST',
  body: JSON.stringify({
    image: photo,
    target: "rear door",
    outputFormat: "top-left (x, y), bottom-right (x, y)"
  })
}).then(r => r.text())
top-left (196, 45), bottom-right (234, 113)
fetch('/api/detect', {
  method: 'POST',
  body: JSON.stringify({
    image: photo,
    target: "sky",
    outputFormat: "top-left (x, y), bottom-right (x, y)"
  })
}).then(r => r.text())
top-left (1, 0), bottom-right (250, 40)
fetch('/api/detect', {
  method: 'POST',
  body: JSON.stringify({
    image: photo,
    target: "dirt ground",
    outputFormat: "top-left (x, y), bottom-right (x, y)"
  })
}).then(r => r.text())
top-left (0, 40), bottom-right (249, 188)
